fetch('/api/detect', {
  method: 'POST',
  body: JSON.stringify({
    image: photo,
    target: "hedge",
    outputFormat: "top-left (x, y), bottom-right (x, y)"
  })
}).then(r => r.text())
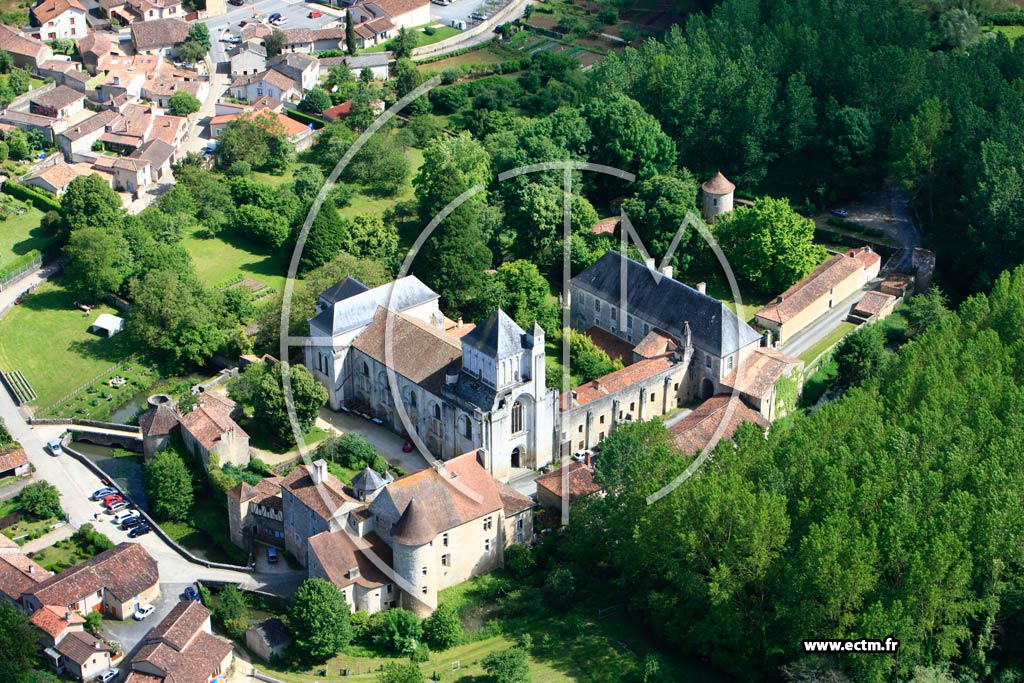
top-left (284, 109), bottom-right (325, 129)
top-left (0, 249), bottom-right (42, 280)
top-left (4, 182), bottom-right (61, 212)
top-left (982, 11), bottom-right (1024, 26)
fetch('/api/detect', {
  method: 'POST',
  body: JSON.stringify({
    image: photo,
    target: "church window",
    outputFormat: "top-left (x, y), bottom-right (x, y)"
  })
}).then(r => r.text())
top-left (599, 415), bottom-right (605, 424)
top-left (629, 402), bottom-right (635, 412)
top-left (484, 539), bottom-right (492, 551)
top-left (651, 392), bottom-right (656, 402)
top-left (577, 425), bottom-right (583, 433)
top-left (442, 532), bottom-right (449, 547)
top-left (433, 404), bottom-right (441, 420)
top-left (512, 400), bottom-right (524, 434)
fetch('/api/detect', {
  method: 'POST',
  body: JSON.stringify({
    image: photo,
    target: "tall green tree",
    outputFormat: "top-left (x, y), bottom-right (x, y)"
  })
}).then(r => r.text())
top-left (60, 174), bottom-right (123, 236)
top-left (890, 98), bottom-right (951, 226)
top-left (289, 578), bottom-right (351, 661)
top-left (228, 362), bottom-right (328, 444)
top-left (19, 481), bottom-right (62, 519)
top-left (168, 90), bottom-right (202, 116)
top-left (345, 10), bottom-right (357, 56)
top-left (143, 449), bottom-right (193, 522)
top-left (0, 602), bottom-right (38, 682)
top-left (583, 93), bottom-right (676, 181)
top-left (714, 197), bottom-right (825, 294)
top-left (64, 224), bottom-right (130, 300)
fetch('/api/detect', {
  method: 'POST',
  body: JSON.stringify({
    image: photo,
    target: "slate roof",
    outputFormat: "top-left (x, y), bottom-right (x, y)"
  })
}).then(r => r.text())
top-left (310, 275), bottom-right (438, 336)
top-left (572, 251), bottom-right (761, 356)
top-left (369, 451), bottom-right (504, 542)
top-left (461, 309), bottom-right (528, 360)
top-left (320, 276), bottom-right (368, 306)
top-left (535, 461), bottom-right (600, 502)
top-left (351, 466), bottom-right (392, 496)
top-left (308, 529), bottom-right (392, 587)
top-left (701, 171), bottom-right (734, 195)
top-left (754, 247), bottom-right (881, 325)
top-left (130, 18), bottom-right (190, 50)
top-left (351, 307), bottom-right (462, 395)
top-left (55, 630), bottom-right (110, 666)
top-left (669, 395), bottom-right (767, 455)
top-left (720, 347), bottom-right (803, 401)
top-left (27, 542), bottom-right (158, 607)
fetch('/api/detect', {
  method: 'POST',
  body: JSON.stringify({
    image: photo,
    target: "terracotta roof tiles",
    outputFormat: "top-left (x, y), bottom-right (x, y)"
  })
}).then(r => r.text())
top-left (535, 462), bottom-right (600, 502)
top-left (28, 542), bottom-right (158, 608)
top-left (669, 395), bottom-right (767, 455)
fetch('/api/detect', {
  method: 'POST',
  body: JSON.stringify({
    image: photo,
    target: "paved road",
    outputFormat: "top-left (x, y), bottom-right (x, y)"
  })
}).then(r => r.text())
top-left (778, 285), bottom-right (874, 361)
top-left (317, 408), bottom-right (428, 473)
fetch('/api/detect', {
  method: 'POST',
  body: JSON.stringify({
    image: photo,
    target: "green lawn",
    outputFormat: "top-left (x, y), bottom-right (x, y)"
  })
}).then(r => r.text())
top-left (182, 224), bottom-right (289, 293)
top-left (986, 24), bottom-right (1024, 43)
top-left (0, 280), bottom-right (135, 410)
top-left (0, 201), bottom-right (52, 271)
top-left (798, 320), bottom-right (857, 365)
top-left (364, 24), bottom-right (462, 53)
top-left (417, 45), bottom-right (514, 71)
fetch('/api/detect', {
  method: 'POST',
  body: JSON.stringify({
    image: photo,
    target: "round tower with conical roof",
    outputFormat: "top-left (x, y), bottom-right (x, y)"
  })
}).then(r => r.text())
top-left (390, 497), bottom-right (437, 616)
top-left (701, 171), bottom-right (735, 223)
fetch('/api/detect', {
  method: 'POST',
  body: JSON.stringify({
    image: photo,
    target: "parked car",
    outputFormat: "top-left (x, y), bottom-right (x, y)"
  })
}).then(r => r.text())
top-left (106, 500), bottom-right (129, 513)
top-left (266, 547), bottom-right (279, 564)
top-left (830, 208), bottom-right (849, 217)
top-left (101, 493), bottom-right (123, 506)
top-left (111, 510), bottom-right (136, 525)
top-left (90, 487), bottom-right (117, 501)
top-left (272, 16), bottom-right (288, 25)
top-left (133, 604), bottom-right (155, 621)
top-left (308, 9), bottom-right (322, 17)
top-left (470, 11), bottom-right (486, 20)
top-left (121, 516), bottom-right (143, 530)
top-left (128, 523), bottom-right (151, 538)
top-left (183, 585), bottom-right (200, 602)
top-left (98, 670), bottom-right (119, 683)
top-left (268, 12), bottom-right (281, 21)
top-left (239, 19), bottom-right (250, 26)
top-left (402, 437), bottom-right (414, 452)
top-left (228, 0), bottom-right (244, 4)
top-left (46, 440), bottom-right (63, 456)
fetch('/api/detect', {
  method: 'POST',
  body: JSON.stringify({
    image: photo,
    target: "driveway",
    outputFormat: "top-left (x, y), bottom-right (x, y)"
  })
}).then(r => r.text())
top-left (830, 184), bottom-right (920, 271)
top-left (778, 285), bottom-right (872, 360)
top-left (102, 582), bottom-right (193, 655)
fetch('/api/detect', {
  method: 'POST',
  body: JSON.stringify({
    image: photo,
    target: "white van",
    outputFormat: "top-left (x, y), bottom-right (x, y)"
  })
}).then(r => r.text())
top-left (450, 19), bottom-right (466, 29)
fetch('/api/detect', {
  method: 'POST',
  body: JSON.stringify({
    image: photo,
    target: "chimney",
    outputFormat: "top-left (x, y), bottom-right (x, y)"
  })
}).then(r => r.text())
top-left (644, 257), bottom-right (655, 270)
top-left (94, 640), bottom-right (101, 650)
top-left (661, 265), bottom-right (673, 279)
top-left (28, 565), bottom-right (34, 573)
top-left (311, 459), bottom-right (328, 485)
top-left (456, 317), bottom-right (462, 329)
top-left (775, 295), bottom-right (784, 303)
top-left (696, 282), bottom-right (706, 294)
top-left (592, 379), bottom-right (600, 390)
top-left (65, 609), bottom-right (72, 621)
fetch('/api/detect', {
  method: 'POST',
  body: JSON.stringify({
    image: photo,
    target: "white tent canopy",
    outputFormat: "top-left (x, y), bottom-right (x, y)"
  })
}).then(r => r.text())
top-left (90, 313), bottom-right (125, 338)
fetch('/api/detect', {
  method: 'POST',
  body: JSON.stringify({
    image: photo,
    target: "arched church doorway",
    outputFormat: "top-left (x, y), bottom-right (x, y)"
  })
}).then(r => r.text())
top-left (700, 378), bottom-right (714, 400)
top-left (511, 446), bottom-right (522, 468)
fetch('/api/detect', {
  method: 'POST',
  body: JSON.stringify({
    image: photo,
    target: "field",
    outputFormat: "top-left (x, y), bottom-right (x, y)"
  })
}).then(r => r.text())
top-left (365, 24), bottom-right (463, 53)
top-left (183, 224), bottom-right (290, 294)
top-left (0, 201), bottom-right (51, 271)
top-left (0, 280), bottom-right (135, 410)
top-left (417, 45), bottom-right (513, 71)
top-left (986, 24), bottom-right (1024, 43)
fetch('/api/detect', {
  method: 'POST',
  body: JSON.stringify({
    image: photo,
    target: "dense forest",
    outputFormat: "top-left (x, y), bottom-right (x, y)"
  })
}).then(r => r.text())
top-left (557, 264), bottom-right (1024, 682)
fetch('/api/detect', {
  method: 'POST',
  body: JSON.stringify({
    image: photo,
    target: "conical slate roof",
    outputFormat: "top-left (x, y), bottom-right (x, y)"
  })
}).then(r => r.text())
top-left (390, 497), bottom-right (436, 546)
top-left (701, 171), bottom-right (735, 195)
top-left (352, 466), bottom-right (391, 494)
top-left (461, 308), bottom-right (526, 360)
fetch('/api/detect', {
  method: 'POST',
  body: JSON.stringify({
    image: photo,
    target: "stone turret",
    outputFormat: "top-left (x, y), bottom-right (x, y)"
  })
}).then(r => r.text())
top-left (701, 171), bottom-right (735, 223)
top-left (390, 498), bottom-right (437, 617)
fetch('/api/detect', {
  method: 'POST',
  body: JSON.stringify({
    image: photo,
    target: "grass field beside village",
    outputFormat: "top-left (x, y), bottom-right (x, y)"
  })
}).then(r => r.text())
top-left (364, 24), bottom-right (463, 53)
top-left (0, 204), bottom-right (51, 271)
top-left (986, 24), bottom-right (1024, 43)
top-left (0, 280), bottom-right (134, 410)
top-left (183, 224), bottom-right (290, 294)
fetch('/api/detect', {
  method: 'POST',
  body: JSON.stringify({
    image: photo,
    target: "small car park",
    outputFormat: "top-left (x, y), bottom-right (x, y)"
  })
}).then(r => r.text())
top-left (133, 604), bottom-right (155, 621)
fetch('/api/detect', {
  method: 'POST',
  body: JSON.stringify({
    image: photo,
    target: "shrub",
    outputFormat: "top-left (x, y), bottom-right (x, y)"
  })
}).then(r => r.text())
top-left (504, 544), bottom-right (536, 578)
top-left (422, 602), bottom-right (462, 650)
top-left (70, 523), bottom-right (114, 555)
top-left (411, 641), bottom-right (431, 662)
top-left (369, 608), bottom-right (422, 654)
top-left (19, 481), bottom-right (62, 519)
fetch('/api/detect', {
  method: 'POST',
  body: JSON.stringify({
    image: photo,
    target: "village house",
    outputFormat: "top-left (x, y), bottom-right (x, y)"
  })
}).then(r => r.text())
top-left (0, 110), bottom-right (56, 142)
top-left (130, 17), bottom-right (190, 56)
top-left (266, 52), bottom-right (319, 93)
top-left (57, 109), bottom-right (121, 159)
top-left (850, 289), bottom-right (899, 324)
top-left (228, 43), bottom-right (267, 80)
top-left (76, 31), bottom-right (119, 74)
top-left (141, 74), bottom-right (207, 108)
top-left (229, 67), bottom-right (301, 103)
top-left (129, 138), bottom-right (175, 181)
top-left (31, 0), bottom-right (88, 40)
top-left (319, 52), bottom-right (390, 81)
top-left (179, 402), bottom-right (250, 470)
top-left (26, 162), bottom-right (112, 196)
top-left (125, 0), bottom-right (183, 21)
top-left (123, 600), bottom-right (234, 683)
top-left (719, 347), bottom-right (804, 421)
top-left (279, 26), bottom-right (348, 54)
top-left (754, 246), bottom-right (882, 344)
top-left (110, 156), bottom-right (152, 194)
top-left (0, 25), bottom-right (53, 70)
top-left (48, 631), bottom-right (113, 681)
top-left (209, 108), bottom-right (309, 141)
top-left (22, 542), bottom-right (160, 620)
top-left (37, 59), bottom-right (91, 92)
top-left (30, 604), bottom-right (86, 649)
top-left (0, 534), bottom-right (51, 604)
top-left (29, 85), bottom-right (85, 120)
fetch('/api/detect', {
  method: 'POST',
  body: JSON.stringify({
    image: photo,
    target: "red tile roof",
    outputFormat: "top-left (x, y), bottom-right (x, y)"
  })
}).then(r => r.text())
top-left (281, 463), bottom-right (358, 523)
top-left (322, 100), bottom-right (351, 121)
top-left (632, 329), bottom-right (677, 359)
top-left (561, 354), bottom-right (676, 410)
top-left (30, 604), bottom-right (85, 638)
top-left (591, 217), bottom-right (618, 235)
top-left (179, 404), bottom-right (247, 452)
top-left (0, 446), bottom-right (28, 473)
top-left (535, 461), bottom-right (600, 502)
top-left (129, 600), bottom-right (232, 683)
top-left (701, 171), bottom-right (734, 195)
top-left (852, 290), bottom-right (897, 317)
top-left (308, 529), bottom-right (392, 588)
top-left (32, 0), bottom-right (86, 25)
top-left (0, 552), bottom-right (50, 602)
top-left (755, 247), bottom-right (881, 325)
top-left (583, 326), bottom-right (633, 364)
top-left (719, 347), bottom-right (803, 401)
top-left (55, 630), bottom-right (110, 666)
top-left (28, 542), bottom-right (158, 608)
top-left (669, 395), bottom-right (767, 455)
